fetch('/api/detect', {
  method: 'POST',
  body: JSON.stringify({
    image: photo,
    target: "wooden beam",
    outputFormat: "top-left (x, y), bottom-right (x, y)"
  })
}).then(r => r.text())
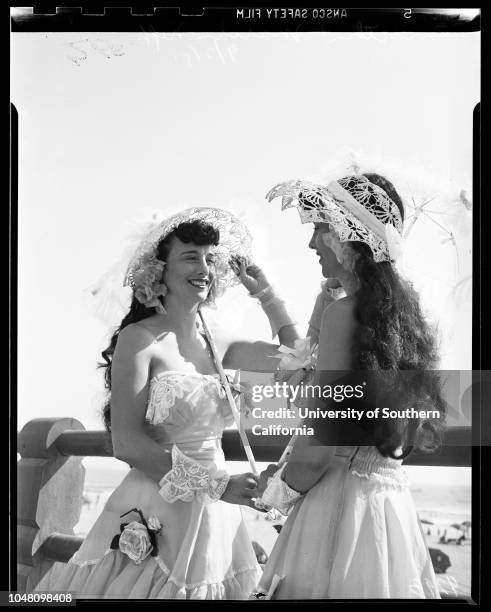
top-left (48, 427), bottom-right (473, 467)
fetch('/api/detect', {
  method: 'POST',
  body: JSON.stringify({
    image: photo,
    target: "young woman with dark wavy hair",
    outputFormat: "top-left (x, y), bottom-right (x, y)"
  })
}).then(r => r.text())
top-left (34, 207), bottom-right (299, 599)
top-left (253, 173), bottom-right (445, 599)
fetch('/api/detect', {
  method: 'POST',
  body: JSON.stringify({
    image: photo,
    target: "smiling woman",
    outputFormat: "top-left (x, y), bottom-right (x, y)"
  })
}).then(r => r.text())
top-left (159, 223), bottom-right (221, 304)
top-left (99, 218), bottom-right (223, 432)
top-left (164, 241), bottom-right (218, 302)
top-left (33, 206), bottom-right (300, 599)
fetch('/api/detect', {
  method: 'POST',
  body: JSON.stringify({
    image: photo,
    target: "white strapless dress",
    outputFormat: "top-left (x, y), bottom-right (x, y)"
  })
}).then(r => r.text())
top-left (34, 371), bottom-right (262, 599)
top-left (256, 445), bottom-right (440, 599)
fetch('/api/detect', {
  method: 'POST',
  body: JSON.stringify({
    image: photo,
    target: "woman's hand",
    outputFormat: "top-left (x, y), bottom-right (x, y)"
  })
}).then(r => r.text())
top-left (231, 256), bottom-right (270, 295)
top-left (258, 464), bottom-right (279, 497)
top-left (221, 472), bottom-right (259, 508)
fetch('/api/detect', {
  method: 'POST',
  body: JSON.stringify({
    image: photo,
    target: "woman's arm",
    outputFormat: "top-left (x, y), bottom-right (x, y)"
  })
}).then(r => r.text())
top-left (220, 319), bottom-right (299, 372)
top-left (222, 336), bottom-right (292, 372)
top-left (279, 437), bottom-right (337, 493)
top-left (280, 298), bottom-right (356, 492)
top-left (221, 261), bottom-right (300, 371)
top-left (111, 324), bottom-right (260, 506)
top-left (110, 324), bottom-right (173, 483)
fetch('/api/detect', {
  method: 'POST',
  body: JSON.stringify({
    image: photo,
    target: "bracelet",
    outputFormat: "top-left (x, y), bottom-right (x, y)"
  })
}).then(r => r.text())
top-left (260, 294), bottom-right (283, 308)
top-left (158, 445), bottom-right (230, 504)
top-left (249, 285), bottom-right (274, 300)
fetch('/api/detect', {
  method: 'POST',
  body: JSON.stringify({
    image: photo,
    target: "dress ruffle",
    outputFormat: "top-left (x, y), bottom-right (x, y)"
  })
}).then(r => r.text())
top-left (32, 372), bottom-right (262, 600)
top-left (257, 448), bottom-right (440, 599)
top-left (33, 465), bottom-right (262, 599)
top-left (36, 544), bottom-right (260, 599)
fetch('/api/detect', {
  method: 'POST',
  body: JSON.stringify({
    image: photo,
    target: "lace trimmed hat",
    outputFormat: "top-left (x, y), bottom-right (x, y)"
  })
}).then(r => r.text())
top-left (124, 207), bottom-right (253, 306)
top-left (87, 207), bottom-right (253, 324)
top-left (266, 175), bottom-right (404, 263)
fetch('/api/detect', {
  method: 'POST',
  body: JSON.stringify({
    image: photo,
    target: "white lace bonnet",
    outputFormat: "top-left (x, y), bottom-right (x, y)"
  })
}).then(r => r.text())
top-left (125, 206), bottom-right (253, 296)
top-left (88, 207), bottom-right (253, 325)
top-left (266, 175), bottom-right (404, 263)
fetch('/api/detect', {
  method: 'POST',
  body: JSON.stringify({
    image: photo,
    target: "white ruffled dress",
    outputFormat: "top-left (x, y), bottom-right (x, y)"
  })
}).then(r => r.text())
top-left (256, 445), bottom-right (440, 599)
top-left (34, 371), bottom-right (262, 599)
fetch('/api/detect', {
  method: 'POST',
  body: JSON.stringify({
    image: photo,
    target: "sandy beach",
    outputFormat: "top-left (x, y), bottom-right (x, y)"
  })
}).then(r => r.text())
top-left (421, 520), bottom-right (471, 598)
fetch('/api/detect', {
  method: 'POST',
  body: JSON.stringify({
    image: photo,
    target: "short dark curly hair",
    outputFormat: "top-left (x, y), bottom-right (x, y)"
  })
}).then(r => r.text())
top-left (99, 220), bottom-right (220, 432)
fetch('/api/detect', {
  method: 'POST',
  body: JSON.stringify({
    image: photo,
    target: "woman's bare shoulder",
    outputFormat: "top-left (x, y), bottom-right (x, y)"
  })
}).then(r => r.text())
top-left (116, 322), bottom-right (160, 353)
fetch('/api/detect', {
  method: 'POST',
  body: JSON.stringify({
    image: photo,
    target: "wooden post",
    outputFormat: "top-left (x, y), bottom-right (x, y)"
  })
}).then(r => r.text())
top-left (17, 418), bottom-right (86, 592)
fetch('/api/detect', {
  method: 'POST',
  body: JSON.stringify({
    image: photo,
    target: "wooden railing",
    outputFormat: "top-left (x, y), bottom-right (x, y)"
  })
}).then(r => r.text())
top-left (17, 418), bottom-right (472, 598)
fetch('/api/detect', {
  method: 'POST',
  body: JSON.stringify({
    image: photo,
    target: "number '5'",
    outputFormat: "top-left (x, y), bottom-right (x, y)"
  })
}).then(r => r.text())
top-left (404, 8), bottom-right (412, 18)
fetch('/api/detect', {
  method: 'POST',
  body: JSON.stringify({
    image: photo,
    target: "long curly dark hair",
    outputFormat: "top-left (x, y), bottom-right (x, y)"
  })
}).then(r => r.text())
top-left (348, 173), bottom-right (446, 459)
top-left (99, 220), bottom-right (220, 432)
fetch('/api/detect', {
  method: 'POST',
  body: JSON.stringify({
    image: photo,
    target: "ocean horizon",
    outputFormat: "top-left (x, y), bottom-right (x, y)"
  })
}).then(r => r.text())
top-left (81, 459), bottom-right (471, 524)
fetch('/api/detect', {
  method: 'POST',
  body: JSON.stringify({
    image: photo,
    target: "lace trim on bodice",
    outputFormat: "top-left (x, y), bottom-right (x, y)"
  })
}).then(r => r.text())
top-left (145, 371), bottom-right (225, 424)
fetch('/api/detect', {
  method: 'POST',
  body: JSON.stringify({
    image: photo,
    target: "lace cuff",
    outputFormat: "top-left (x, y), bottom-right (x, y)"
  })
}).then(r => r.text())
top-left (158, 445), bottom-right (230, 504)
top-left (260, 464), bottom-right (303, 516)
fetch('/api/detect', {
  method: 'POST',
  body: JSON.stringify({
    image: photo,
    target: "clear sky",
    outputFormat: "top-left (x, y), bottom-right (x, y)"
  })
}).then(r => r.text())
top-left (13, 29), bottom-right (478, 459)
